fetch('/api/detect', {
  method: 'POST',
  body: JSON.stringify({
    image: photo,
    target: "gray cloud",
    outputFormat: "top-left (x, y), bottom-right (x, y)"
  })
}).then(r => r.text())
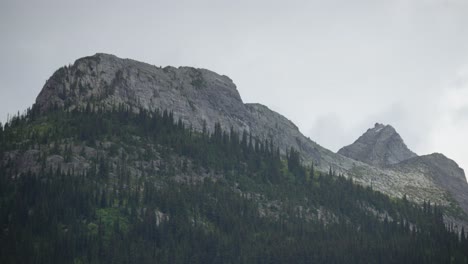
top-left (307, 113), bottom-right (347, 152)
top-left (454, 106), bottom-right (468, 122)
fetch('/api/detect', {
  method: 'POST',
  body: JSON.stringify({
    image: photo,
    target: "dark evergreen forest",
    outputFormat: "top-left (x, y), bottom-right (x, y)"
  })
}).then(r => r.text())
top-left (1, 105), bottom-right (468, 263)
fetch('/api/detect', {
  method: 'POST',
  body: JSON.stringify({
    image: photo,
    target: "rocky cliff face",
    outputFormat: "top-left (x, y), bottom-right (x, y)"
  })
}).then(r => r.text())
top-left (391, 153), bottom-right (468, 215)
top-left (34, 53), bottom-right (468, 222)
top-left (36, 53), bottom-right (330, 169)
top-left (338, 123), bottom-right (417, 167)
top-left (37, 54), bottom-right (246, 133)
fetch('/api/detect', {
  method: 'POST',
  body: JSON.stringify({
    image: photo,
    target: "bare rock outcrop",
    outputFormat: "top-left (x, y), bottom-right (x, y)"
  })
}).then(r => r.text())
top-left (35, 53), bottom-right (334, 169)
top-left (391, 153), bottom-right (468, 215)
top-left (338, 123), bottom-right (417, 167)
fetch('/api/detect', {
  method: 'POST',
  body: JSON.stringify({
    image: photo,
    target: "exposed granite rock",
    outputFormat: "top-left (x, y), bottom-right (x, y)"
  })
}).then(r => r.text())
top-left (338, 123), bottom-right (417, 167)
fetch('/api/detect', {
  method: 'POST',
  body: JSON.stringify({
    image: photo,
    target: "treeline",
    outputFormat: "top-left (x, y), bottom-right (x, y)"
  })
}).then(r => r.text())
top-left (1, 105), bottom-right (468, 263)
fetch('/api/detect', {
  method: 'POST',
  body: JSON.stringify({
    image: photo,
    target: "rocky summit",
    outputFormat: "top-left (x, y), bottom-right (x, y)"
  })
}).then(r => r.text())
top-left (34, 53), bottom-right (468, 223)
top-left (36, 53), bottom-right (326, 168)
top-left (338, 123), bottom-right (417, 167)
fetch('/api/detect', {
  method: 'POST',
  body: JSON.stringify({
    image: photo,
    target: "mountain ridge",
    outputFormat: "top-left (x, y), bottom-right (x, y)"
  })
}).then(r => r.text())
top-left (390, 153), bottom-right (468, 214)
top-left (33, 53), bottom-right (468, 222)
top-left (35, 53), bottom-right (329, 168)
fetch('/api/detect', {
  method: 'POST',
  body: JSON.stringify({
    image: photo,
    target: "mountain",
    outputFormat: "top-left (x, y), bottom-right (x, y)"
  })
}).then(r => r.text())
top-left (2, 53), bottom-right (468, 262)
top-left (338, 123), bottom-right (417, 167)
top-left (36, 53), bottom-right (326, 167)
top-left (340, 123), bottom-right (468, 222)
top-left (32, 54), bottom-right (468, 221)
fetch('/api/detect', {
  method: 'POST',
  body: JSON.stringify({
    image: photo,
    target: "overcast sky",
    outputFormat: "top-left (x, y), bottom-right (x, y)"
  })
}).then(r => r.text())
top-left (1, 0), bottom-right (468, 176)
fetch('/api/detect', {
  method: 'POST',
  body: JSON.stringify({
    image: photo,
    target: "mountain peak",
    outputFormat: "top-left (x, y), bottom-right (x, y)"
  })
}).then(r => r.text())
top-left (338, 123), bottom-right (417, 167)
top-left (374, 122), bottom-right (385, 128)
top-left (371, 122), bottom-right (394, 133)
top-left (35, 53), bottom-right (243, 130)
top-left (33, 53), bottom-right (329, 168)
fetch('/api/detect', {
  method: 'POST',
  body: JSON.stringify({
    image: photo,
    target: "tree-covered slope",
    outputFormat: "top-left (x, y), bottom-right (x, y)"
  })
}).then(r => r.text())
top-left (1, 107), bottom-right (468, 263)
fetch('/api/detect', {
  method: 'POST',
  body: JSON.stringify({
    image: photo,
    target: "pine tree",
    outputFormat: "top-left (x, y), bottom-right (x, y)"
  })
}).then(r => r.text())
top-left (309, 163), bottom-right (315, 181)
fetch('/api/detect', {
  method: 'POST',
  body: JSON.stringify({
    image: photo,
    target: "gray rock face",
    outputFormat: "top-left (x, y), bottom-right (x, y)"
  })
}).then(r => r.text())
top-left (338, 123), bottom-right (417, 167)
top-left (36, 53), bottom-right (330, 168)
top-left (392, 153), bottom-right (468, 215)
top-left (37, 53), bottom-right (246, 133)
top-left (35, 53), bottom-right (468, 222)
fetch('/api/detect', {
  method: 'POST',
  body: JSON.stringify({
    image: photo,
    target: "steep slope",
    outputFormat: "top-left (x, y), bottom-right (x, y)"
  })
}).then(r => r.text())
top-left (338, 123), bottom-right (417, 167)
top-left (34, 53), bottom-right (468, 220)
top-left (37, 53), bottom-right (247, 133)
top-left (36, 53), bottom-right (328, 168)
top-left (390, 153), bottom-right (468, 216)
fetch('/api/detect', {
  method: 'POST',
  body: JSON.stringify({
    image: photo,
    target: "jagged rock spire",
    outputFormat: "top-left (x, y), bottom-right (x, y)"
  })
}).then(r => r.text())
top-left (338, 123), bottom-right (417, 167)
